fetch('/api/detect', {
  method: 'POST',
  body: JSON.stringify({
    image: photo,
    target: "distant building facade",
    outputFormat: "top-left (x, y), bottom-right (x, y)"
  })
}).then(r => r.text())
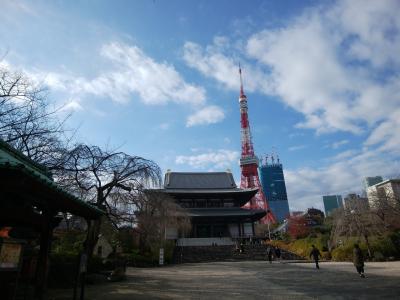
top-left (323, 195), bottom-right (343, 215)
top-left (259, 156), bottom-right (290, 222)
top-left (367, 179), bottom-right (400, 209)
top-left (364, 176), bottom-right (383, 189)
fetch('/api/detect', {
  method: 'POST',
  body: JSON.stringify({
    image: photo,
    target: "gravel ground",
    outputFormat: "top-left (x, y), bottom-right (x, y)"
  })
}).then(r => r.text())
top-left (48, 261), bottom-right (400, 300)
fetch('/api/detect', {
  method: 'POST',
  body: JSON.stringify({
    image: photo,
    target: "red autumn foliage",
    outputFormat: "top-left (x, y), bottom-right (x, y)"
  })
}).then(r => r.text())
top-left (287, 215), bottom-right (310, 239)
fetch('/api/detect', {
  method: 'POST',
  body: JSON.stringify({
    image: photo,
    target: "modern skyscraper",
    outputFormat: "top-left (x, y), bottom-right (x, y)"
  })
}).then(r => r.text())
top-left (364, 176), bottom-right (383, 189)
top-left (259, 155), bottom-right (290, 222)
top-left (322, 195), bottom-right (343, 216)
top-left (237, 67), bottom-right (276, 224)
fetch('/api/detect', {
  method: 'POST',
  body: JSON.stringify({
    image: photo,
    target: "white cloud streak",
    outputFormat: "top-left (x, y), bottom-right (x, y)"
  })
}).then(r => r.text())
top-left (286, 149), bottom-right (400, 211)
top-left (183, 37), bottom-right (272, 93)
top-left (332, 140), bottom-right (348, 149)
top-left (26, 42), bottom-right (207, 108)
top-left (186, 105), bottom-right (225, 127)
top-left (288, 145), bottom-right (307, 152)
top-left (175, 149), bottom-right (239, 169)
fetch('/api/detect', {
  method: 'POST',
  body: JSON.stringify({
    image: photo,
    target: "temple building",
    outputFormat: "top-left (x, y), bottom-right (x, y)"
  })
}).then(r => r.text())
top-left (158, 171), bottom-right (266, 246)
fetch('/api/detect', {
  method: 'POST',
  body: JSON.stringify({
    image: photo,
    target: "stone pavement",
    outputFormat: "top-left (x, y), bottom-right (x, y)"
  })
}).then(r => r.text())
top-left (49, 261), bottom-right (400, 300)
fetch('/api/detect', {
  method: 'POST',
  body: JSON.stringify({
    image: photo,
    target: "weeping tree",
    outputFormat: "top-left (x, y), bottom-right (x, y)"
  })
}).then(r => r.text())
top-left (0, 66), bottom-right (69, 168)
top-left (56, 144), bottom-right (162, 256)
top-left (135, 190), bottom-right (191, 254)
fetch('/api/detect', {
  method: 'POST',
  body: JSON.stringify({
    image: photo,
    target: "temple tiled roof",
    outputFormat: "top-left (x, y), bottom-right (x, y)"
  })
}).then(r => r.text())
top-left (164, 171), bottom-right (237, 189)
top-left (158, 188), bottom-right (258, 194)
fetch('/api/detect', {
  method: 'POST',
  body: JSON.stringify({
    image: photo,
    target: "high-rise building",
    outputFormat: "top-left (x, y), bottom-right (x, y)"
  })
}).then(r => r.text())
top-left (237, 67), bottom-right (275, 224)
top-left (367, 179), bottom-right (400, 208)
top-left (322, 195), bottom-right (343, 216)
top-left (364, 176), bottom-right (383, 189)
top-left (259, 155), bottom-right (290, 222)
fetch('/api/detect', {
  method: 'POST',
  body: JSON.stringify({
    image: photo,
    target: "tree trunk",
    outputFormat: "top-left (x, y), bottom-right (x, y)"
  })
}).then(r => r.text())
top-left (364, 234), bottom-right (372, 258)
top-left (85, 218), bottom-right (102, 259)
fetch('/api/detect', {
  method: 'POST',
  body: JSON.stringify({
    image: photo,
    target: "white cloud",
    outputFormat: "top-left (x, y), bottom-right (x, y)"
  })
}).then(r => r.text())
top-left (332, 139), bottom-right (348, 149)
top-left (246, 0), bottom-right (400, 138)
top-left (332, 149), bottom-right (358, 160)
top-left (332, 0), bottom-right (400, 69)
top-left (288, 145), bottom-right (306, 152)
top-left (285, 148), bottom-right (400, 211)
top-left (175, 149), bottom-right (239, 169)
top-left (61, 99), bottom-right (83, 112)
top-left (93, 42), bottom-right (206, 105)
top-left (365, 108), bottom-right (400, 154)
top-left (22, 42), bottom-right (207, 109)
top-left (183, 38), bottom-right (271, 93)
top-left (186, 105), bottom-right (225, 127)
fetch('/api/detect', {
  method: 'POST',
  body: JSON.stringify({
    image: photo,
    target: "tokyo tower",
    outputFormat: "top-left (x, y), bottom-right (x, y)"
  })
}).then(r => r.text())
top-left (238, 66), bottom-right (276, 224)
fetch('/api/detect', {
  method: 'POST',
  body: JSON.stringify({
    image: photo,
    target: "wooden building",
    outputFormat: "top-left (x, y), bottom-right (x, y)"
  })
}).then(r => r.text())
top-left (0, 141), bottom-right (103, 299)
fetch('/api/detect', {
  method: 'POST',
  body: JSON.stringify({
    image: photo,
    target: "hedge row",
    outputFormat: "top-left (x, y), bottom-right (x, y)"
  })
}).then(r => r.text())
top-left (270, 231), bottom-right (400, 262)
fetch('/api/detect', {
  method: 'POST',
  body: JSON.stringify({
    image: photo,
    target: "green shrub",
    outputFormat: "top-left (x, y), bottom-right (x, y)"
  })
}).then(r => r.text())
top-left (388, 230), bottom-right (400, 255)
top-left (48, 253), bottom-right (113, 288)
top-left (331, 243), bottom-right (358, 261)
top-left (370, 235), bottom-right (398, 260)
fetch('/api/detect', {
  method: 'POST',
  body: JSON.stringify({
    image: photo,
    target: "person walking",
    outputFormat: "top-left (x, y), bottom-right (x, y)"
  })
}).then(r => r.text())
top-left (353, 244), bottom-right (365, 278)
top-left (267, 246), bottom-right (273, 264)
top-left (275, 247), bottom-right (281, 261)
top-left (309, 245), bottom-right (321, 269)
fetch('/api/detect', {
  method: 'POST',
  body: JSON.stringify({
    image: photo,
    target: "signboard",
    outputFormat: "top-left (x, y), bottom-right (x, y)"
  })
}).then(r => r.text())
top-left (159, 248), bottom-right (164, 266)
top-left (0, 240), bottom-right (22, 270)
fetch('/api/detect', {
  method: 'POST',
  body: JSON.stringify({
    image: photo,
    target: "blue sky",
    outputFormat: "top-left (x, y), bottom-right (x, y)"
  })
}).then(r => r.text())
top-left (1, 0), bottom-right (400, 211)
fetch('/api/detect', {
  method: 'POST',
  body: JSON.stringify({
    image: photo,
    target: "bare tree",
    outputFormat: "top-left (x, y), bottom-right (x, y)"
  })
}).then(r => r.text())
top-left (369, 189), bottom-right (400, 230)
top-left (56, 143), bottom-right (162, 255)
top-left (330, 201), bottom-right (385, 257)
top-left (135, 190), bottom-right (191, 253)
top-left (0, 66), bottom-right (69, 167)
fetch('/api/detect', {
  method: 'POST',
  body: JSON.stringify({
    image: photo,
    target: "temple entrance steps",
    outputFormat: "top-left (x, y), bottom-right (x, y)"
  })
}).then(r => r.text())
top-left (176, 237), bottom-right (235, 247)
top-left (172, 244), bottom-right (304, 264)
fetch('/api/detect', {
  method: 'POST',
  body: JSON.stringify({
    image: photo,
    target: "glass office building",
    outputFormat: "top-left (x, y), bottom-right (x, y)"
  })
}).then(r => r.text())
top-left (322, 195), bottom-right (343, 215)
top-left (259, 159), bottom-right (290, 222)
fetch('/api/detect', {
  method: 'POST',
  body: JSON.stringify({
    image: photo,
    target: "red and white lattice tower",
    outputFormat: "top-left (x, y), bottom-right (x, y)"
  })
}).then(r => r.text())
top-left (238, 66), bottom-right (276, 224)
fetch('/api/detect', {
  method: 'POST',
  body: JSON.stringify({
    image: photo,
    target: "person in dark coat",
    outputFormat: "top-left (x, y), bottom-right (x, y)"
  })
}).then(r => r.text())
top-left (353, 244), bottom-right (365, 278)
top-left (267, 246), bottom-right (273, 264)
top-left (309, 245), bottom-right (321, 269)
top-left (275, 247), bottom-right (281, 261)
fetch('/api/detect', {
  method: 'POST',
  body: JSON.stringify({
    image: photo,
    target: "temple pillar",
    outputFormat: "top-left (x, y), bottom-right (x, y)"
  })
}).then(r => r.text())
top-left (35, 212), bottom-right (54, 300)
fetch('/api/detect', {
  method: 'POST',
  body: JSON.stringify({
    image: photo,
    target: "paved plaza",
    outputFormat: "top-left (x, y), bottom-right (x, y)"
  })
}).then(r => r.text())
top-left (50, 261), bottom-right (400, 300)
